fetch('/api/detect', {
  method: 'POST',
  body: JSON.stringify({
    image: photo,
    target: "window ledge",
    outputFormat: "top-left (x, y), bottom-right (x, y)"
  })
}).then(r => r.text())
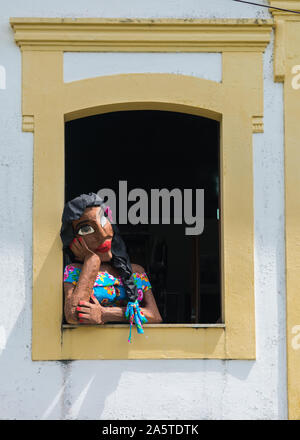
top-left (62, 323), bottom-right (225, 329)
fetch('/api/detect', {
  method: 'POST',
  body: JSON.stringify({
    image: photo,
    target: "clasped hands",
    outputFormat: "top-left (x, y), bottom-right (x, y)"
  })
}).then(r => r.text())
top-left (77, 295), bottom-right (106, 325)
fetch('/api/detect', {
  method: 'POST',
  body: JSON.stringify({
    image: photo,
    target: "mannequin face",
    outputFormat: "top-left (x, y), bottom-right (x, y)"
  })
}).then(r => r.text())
top-left (72, 206), bottom-right (114, 262)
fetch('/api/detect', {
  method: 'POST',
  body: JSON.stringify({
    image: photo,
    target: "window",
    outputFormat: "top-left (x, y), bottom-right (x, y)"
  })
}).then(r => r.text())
top-left (65, 110), bottom-right (221, 325)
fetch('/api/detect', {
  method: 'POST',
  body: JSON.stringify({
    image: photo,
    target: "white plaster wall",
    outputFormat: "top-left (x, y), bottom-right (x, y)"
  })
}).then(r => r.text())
top-left (0, 0), bottom-right (287, 419)
top-left (64, 53), bottom-right (222, 83)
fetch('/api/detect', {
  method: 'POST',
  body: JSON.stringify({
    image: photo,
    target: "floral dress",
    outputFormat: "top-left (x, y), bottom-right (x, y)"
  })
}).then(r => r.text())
top-left (63, 265), bottom-right (152, 342)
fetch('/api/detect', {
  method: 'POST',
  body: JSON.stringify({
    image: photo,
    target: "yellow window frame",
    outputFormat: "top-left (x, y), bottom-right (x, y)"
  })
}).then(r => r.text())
top-left (10, 17), bottom-right (273, 361)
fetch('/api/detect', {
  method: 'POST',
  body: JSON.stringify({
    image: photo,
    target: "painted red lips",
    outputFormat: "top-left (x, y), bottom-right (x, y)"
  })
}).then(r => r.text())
top-left (96, 240), bottom-right (112, 253)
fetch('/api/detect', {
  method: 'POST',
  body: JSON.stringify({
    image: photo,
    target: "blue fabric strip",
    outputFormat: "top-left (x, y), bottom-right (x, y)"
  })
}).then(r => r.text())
top-left (125, 300), bottom-right (148, 343)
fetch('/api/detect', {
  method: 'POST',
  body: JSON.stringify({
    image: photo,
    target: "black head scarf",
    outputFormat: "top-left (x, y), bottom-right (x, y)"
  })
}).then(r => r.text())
top-left (60, 192), bottom-right (139, 303)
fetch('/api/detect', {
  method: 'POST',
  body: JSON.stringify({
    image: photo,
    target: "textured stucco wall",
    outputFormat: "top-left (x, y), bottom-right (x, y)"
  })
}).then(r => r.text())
top-left (0, 0), bottom-right (287, 419)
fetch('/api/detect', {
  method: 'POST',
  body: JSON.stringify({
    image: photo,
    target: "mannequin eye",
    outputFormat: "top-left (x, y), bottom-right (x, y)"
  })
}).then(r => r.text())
top-left (100, 215), bottom-right (107, 228)
top-left (77, 225), bottom-right (95, 236)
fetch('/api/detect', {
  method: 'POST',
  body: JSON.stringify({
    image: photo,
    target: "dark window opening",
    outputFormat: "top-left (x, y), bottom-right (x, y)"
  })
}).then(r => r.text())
top-left (65, 110), bottom-right (221, 324)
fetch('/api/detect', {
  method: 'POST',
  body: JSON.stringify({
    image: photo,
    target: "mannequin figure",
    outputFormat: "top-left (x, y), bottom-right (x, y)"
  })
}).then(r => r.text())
top-left (60, 193), bottom-right (162, 342)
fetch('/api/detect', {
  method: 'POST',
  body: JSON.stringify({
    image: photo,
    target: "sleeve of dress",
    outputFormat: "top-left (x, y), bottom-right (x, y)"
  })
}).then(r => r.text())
top-left (134, 272), bottom-right (152, 302)
top-left (63, 265), bottom-right (81, 285)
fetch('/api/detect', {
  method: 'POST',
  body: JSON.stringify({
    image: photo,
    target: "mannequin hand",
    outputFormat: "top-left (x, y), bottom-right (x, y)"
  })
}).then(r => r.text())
top-left (69, 237), bottom-right (100, 263)
top-left (77, 296), bottom-right (104, 324)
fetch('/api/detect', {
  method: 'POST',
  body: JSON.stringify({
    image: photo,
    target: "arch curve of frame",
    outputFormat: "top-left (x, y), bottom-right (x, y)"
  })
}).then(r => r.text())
top-left (63, 73), bottom-right (223, 123)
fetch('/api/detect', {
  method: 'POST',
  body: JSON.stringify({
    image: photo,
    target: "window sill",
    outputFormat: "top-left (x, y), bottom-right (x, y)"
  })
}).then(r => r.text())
top-left (62, 323), bottom-right (225, 329)
top-left (58, 323), bottom-right (233, 360)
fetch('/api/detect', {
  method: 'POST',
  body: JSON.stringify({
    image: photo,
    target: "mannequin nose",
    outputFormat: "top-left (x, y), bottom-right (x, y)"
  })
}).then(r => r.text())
top-left (95, 224), bottom-right (109, 242)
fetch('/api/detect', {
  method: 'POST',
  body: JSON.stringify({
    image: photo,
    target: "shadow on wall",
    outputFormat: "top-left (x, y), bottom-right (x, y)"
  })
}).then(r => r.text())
top-left (0, 150), bottom-right (286, 419)
top-left (2, 226), bottom-right (284, 419)
top-left (0, 315), bottom-right (256, 420)
top-left (0, 221), bottom-right (257, 419)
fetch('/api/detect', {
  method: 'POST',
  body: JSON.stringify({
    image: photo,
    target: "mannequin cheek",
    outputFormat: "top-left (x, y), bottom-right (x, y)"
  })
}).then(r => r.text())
top-left (106, 222), bottom-right (114, 236)
top-left (81, 235), bottom-right (94, 248)
top-left (95, 225), bottom-right (107, 238)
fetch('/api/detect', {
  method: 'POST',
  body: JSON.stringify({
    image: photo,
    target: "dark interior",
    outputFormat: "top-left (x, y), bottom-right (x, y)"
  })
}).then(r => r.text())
top-left (65, 110), bottom-right (221, 323)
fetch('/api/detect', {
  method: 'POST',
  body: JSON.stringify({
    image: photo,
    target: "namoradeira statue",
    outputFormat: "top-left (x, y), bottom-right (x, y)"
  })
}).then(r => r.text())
top-left (60, 193), bottom-right (162, 342)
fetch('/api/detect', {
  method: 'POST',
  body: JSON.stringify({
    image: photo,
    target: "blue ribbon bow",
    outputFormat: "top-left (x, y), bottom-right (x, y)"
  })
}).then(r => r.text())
top-left (125, 300), bottom-right (148, 343)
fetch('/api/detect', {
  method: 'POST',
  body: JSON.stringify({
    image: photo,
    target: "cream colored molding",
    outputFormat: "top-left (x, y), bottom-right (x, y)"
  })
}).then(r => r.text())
top-left (269, 0), bottom-right (300, 14)
top-left (252, 115), bottom-right (264, 133)
top-left (22, 115), bottom-right (34, 132)
top-left (269, 0), bottom-right (300, 420)
top-left (10, 17), bottom-right (273, 52)
top-left (273, 18), bottom-right (286, 82)
top-left (10, 18), bottom-right (273, 136)
top-left (270, 1), bottom-right (300, 81)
